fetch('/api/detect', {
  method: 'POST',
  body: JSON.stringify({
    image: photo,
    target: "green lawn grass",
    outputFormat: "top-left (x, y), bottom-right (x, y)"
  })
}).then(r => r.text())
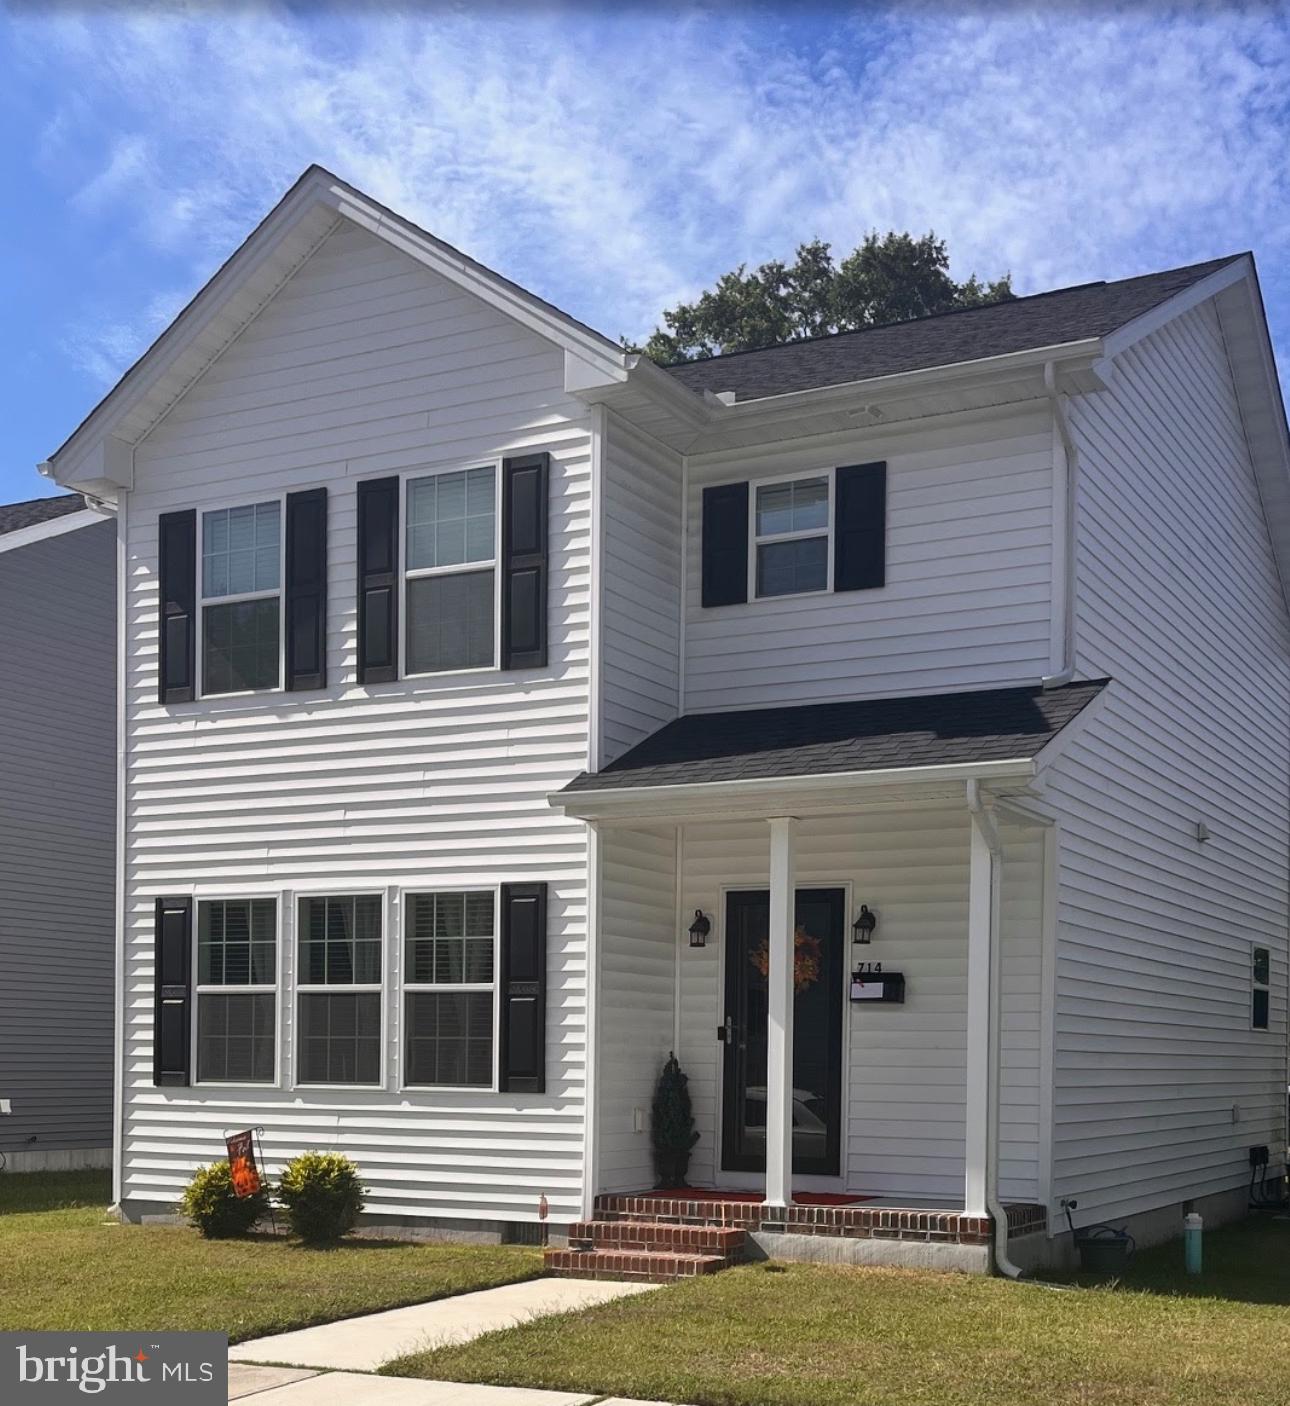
top-left (1, 1169), bottom-right (542, 1342)
top-left (386, 1216), bottom-right (1290, 1406)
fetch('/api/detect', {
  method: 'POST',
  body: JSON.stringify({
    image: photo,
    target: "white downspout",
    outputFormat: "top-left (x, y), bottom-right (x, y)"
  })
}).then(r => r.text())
top-left (967, 780), bottom-right (1023, 1279)
top-left (1041, 362), bottom-right (1079, 690)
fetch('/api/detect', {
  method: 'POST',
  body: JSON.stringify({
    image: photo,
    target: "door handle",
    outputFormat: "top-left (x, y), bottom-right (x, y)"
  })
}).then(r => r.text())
top-left (718, 1016), bottom-right (734, 1043)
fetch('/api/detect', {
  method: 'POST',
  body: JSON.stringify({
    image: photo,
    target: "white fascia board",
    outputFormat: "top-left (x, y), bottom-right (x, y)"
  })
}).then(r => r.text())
top-left (709, 339), bottom-right (1104, 423)
top-left (1100, 256), bottom-right (1251, 362)
top-left (1029, 682), bottom-right (1112, 777)
top-left (48, 175), bottom-right (339, 482)
top-left (0, 508), bottom-right (106, 555)
top-left (550, 757), bottom-right (1036, 822)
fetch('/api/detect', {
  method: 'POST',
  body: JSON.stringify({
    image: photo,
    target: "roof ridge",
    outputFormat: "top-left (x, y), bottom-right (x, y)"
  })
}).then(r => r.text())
top-left (659, 254), bottom-right (1244, 371)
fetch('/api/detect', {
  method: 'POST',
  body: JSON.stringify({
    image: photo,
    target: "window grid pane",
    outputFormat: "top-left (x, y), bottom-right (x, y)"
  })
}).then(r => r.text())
top-left (198, 899), bottom-right (276, 986)
top-left (406, 892), bottom-right (495, 987)
top-left (406, 467), bottom-right (495, 571)
top-left (203, 502), bottom-right (281, 598)
top-left (298, 992), bottom-right (382, 1084)
top-left (197, 993), bottom-right (275, 1083)
top-left (203, 598), bottom-right (280, 693)
top-left (756, 477), bottom-right (828, 537)
top-left (756, 536), bottom-right (828, 598)
top-left (405, 991), bottom-right (493, 1087)
top-left (406, 570), bottom-right (494, 673)
top-left (298, 896), bottom-right (383, 986)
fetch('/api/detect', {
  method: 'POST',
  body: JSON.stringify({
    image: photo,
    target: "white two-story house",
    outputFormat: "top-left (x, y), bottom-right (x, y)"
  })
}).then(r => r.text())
top-left (43, 167), bottom-right (1290, 1275)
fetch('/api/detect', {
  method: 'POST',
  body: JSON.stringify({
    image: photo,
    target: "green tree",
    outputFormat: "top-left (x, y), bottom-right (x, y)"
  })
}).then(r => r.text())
top-left (633, 232), bottom-right (1014, 364)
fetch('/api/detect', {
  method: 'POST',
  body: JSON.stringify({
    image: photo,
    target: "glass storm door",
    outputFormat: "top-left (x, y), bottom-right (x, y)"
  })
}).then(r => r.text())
top-left (720, 887), bottom-right (844, 1176)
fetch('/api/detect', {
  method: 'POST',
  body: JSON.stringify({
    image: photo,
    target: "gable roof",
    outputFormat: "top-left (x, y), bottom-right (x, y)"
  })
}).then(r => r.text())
top-left (44, 164), bottom-right (627, 486)
top-left (665, 258), bottom-right (1241, 402)
top-left (562, 680), bottom-right (1107, 795)
top-left (0, 494), bottom-right (87, 536)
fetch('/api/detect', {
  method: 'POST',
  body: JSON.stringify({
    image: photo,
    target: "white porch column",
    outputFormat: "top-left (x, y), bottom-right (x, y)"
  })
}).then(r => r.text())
top-left (965, 794), bottom-right (998, 1219)
top-left (765, 816), bottom-right (797, 1209)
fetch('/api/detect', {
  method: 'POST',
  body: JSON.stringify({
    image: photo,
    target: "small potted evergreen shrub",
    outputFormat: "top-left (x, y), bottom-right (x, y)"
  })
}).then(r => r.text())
top-left (278, 1151), bottom-right (365, 1244)
top-left (651, 1051), bottom-right (700, 1188)
top-left (179, 1160), bottom-right (268, 1239)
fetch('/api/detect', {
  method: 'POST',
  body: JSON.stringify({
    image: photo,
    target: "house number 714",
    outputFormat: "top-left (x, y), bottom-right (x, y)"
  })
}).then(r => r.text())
top-left (853, 962), bottom-right (883, 974)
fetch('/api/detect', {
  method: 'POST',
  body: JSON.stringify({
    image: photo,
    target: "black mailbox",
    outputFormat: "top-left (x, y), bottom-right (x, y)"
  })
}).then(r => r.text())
top-left (849, 970), bottom-right (905, 1004)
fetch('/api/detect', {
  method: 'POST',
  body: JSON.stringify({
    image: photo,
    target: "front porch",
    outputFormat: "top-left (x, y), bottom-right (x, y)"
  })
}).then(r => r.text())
top-left (553, 683), bottom-right (1104, 1275)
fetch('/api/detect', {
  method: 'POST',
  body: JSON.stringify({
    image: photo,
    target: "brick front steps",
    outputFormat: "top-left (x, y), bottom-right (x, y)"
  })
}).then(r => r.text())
top-left (593, 1194), bottom-right (1047, 1246)
top-left (544, 1218), bottom-right (747, 1282)
top-left (545, 1197), bottom-right (1048, 1280)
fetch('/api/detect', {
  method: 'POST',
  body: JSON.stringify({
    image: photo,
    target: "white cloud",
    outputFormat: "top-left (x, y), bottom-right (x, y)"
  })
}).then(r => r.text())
top-left (11, 1), bottom-right (1290, 377)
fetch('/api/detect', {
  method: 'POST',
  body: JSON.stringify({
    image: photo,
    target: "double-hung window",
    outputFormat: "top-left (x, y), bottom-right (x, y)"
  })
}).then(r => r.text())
top-left (201, 501), bottom-right (282, 694)
top-left (297, 895), bottom-right (383, 1085)
top-left (195, 898), bottom-right (277, 1083)
top-left (403, 891), bottom-right (496, 1088)
top-left (753, 475), bottom-right (831, 598)
top-left (404, 466), bottom-right (498, 674)
top-left (1252, 945), bottom-right (1271, 1030)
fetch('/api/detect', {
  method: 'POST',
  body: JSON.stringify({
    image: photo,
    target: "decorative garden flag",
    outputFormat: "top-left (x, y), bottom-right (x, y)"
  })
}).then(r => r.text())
top-left (226, 1130), bottom-right (261, 1198)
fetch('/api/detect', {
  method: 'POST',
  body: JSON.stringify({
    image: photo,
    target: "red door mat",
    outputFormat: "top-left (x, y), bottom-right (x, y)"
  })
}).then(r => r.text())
top-left (642, 1189), bottom-right (872, 1206)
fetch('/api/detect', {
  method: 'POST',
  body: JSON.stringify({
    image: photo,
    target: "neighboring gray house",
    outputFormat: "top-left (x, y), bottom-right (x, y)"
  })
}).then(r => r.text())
top-left (0, 494), bottom-right (116, 1171)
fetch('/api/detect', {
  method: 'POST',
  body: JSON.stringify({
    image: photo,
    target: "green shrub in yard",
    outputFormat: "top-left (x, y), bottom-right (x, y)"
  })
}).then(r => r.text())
top-left (179, 1161), bottom-right (267, 1239)
top-left (278, 1151), bottom-right (365, 1244)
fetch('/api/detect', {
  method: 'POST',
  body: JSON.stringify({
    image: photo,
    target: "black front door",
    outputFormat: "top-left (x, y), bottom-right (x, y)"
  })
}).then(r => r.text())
top-left (721, 887), bottom-right (844, 1176)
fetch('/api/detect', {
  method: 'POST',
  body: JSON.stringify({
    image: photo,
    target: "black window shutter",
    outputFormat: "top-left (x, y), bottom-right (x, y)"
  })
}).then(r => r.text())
top-left (357, 477), bottom-right (399, 684)
top-left (158, 510), bottom-right (196, 703)
top-left (834, 461), bottom-right (887, 592)
top-left (701, 481), bottom-right (749, 607)
top-left (154, 896), bottom-right (192, 1087)
top-left (498, 882), bottom-right (547, 1094)
top-left (501, 453), bottom-right (549, 669)
top-left (286, 487), bottom-right (328, 691)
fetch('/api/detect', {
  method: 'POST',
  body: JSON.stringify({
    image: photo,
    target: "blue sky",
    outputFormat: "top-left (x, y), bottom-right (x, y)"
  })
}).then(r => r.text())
top-left (4, 2), bottom-right (1290, 504)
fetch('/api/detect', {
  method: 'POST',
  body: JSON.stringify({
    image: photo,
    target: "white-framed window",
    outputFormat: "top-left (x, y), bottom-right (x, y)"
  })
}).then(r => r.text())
top-left (402, 889), bottom-right (497, 1089)
top-left (194, 897), bottom-right (278, 1085)
top-left (1252, 944), bottom-right (1271, 1030)
top-left (296, 894), bottom-right (384, 1086)
top-left (751, 473), bottom-right (832, 599)
top-left (200, 499), bottom-right (283, 695)
top-left (402, 464), bottom-right (500, 676)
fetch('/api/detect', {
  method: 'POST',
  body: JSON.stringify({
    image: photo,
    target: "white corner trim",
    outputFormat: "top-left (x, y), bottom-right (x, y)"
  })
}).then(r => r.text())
top-left (0, 508), bottom-right (105, 555)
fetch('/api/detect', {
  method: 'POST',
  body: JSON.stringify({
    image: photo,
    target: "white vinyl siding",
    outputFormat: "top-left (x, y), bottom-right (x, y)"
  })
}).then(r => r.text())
top-left (119, 218), bottom-right (594, 1224)
top-left (683, 407), bottom-right (1055, 710)
top-left (597, 827), bottom-right (679, 1193)
top-left (599, 413), bottom-right (683, 765)
top-left (1047, 300), bottom-right (1290, 1224)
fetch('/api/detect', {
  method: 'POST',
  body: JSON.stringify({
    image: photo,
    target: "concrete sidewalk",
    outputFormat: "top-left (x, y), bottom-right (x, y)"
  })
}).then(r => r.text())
top-left (228, 1366), bottom-right (689, 1405)
top-left (230, 1278), bottom-right (656, 1373)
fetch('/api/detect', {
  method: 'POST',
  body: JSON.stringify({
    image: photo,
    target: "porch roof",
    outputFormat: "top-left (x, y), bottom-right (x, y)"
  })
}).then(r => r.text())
top-left (563, 679), bottom-right (1107, 801)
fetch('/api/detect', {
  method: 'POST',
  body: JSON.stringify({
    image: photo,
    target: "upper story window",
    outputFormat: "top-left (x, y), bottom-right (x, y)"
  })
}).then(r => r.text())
top-left (195, 898), bottom-right (277, 1085)
top-left (1252, 944), bottom-right (1271, 1030)
top-left (201, 501), bottom-right (282, 694)
top-left (701, 463), bottom-right (885, 609)
top-left (404, 465), bottom-right (499, 674)
top-left (753, 475), bottom-right (831, 598)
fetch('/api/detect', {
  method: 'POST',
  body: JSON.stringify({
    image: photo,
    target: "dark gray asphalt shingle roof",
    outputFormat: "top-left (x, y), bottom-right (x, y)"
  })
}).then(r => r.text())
top-left (0, 494), bottom-right (87, 537)
top-left (664, 257), bottom-right (1239, 402)
top-left (562, 680), bottom-right (1108, 793)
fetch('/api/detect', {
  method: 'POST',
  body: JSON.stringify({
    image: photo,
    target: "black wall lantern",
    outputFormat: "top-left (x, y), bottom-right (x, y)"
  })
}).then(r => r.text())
top-left (853, 904), bottom-right (877, 944)
top-left (688, 910), bottom-right (711, 948)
